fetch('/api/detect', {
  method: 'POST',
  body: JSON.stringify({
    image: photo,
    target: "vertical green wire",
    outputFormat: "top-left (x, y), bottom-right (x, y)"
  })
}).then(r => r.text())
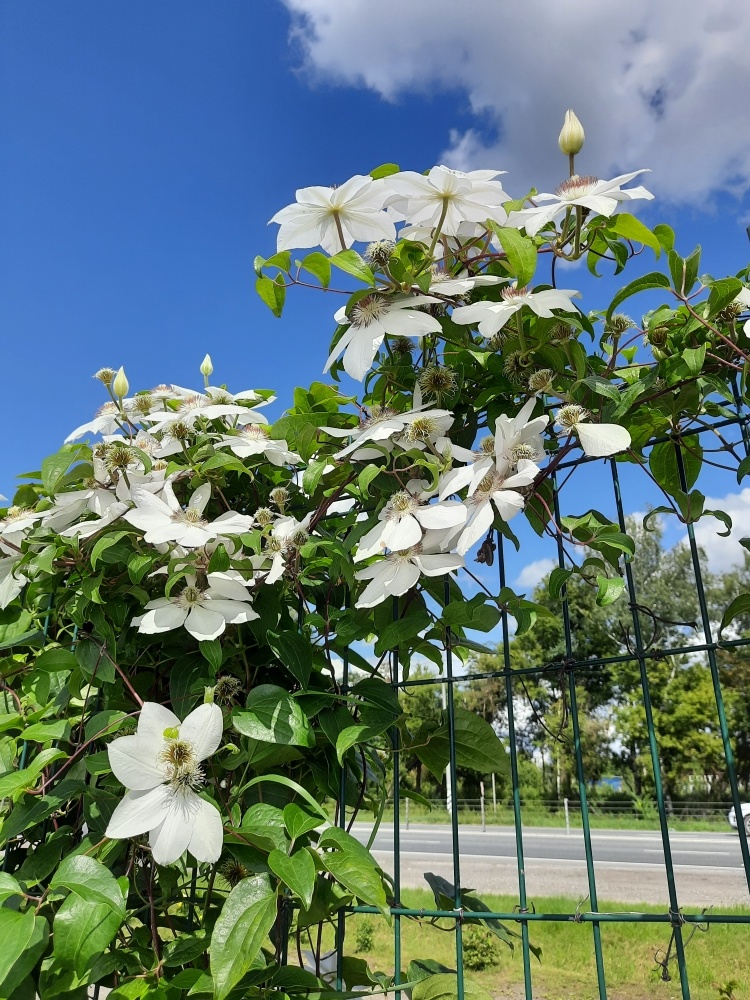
top-left (443, 578), bottom-right (464, 997)
top-left (391, 596), bottom-right (402, 999)
top-left (552, 480), bottom-right (607, 1000)
top-left (336, 640), bottom-right (350, 991)
top-left (610, 459), bottom-right (691, 999)
top-left (673, 443), bottom-right (750, 890)
top-left (497, 532), bottom-right (533, 999)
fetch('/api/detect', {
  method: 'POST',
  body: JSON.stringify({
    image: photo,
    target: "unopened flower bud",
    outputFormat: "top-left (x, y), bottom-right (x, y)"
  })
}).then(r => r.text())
top-left (269, 487), bottom-right (290, 510)
top-left (112, 366), bottom-right (129, 400)
top-left (558, 109), bottom-right (585, 157)
top-left (200, 353), bottom-right (214, 382)
top-left (204, 686), bottom-right (215, 705)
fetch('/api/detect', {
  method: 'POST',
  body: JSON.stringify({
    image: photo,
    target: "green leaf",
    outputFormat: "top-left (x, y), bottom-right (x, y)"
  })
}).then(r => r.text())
top-left (41, 444), bottom-right (88, 494)
top-left (708, 277), bottom-right (743, 317)
top-left (50, 855), bottom-right (125, 917)
top-left (302, 458), bottom-right (328, 496)
top-left (609, 213), bottom-right (661, 257)
top-left (162, 929), bottom-right (208, 967)
top-left (199, 639), bottom-right (223, 672)
top-left (299, 252), bottom-right (331, 288)
top-left (335, 722), bottom-right (391, 763)
top-left (488, 225), bottom-right (537, 287)
top-left (268, 847), bottom-right (316, 909)
top-left (210, 874), bottom-right (278, 1000)
top-left (374, 610), bottom-right (431, 657)
top-left (0, 746), bottom-right (68, 798)
top-left (682, 344), bottom-right (706, 376)
top-left (19, 719), bottom-right (70, 743)
top-left (548, 567), bottom-right (573, 599)
top-left (233, 684), bottom-right (315, 746)
top-left (53, 892), bottom-right (122, 978)
top-left (90, 529), bottom-right (131, 570)
top-left (241, 773), bottom-right (328, 820)
top-left (737, 455), bottom-right (750, 484)
top-left (319, 826), bottom-right (389, 917)
top-left (606, 271), bottom-right (671, 322)
top-left (595, 575), bottom-right (625, 607)
top-left (256, 275), bottom-right (286, 317)
top-left (416, 707), bottom-right (510, 779)
top-left (0, 911), bottom-right (48, 1000)
top-left (329, 250), bottom-right (375, 286)
top-left (207, 543), bottom-right (231, 574)
top-left (0, 874), bottom-right (22, 904)
top-left (370, 163), bottom-right (400, 179)
top-left (412, 973), bottom-right (493, 1000)
top-left (283, 802), bottom-right (325, 840)
top-left (650, 440), bottom-right (702, 493)
top-left (34, 647), bottom-right (77, 672)
top-left (357, 464), bottom-right (381, 498)
top-left (267, 632), bottom-right (313, 689)
top-left (653, 224), bottom-right (675, 251)
top-left (720, 593), bottom-right (750, 635)
top-left (442, 597), bottom-right (501, 633)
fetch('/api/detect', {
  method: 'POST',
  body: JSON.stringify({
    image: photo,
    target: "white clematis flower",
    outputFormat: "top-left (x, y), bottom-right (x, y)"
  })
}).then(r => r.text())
top-left (452, 285), bottom-right (582, 339)
top-left (385, 166), bottom-right (509, 237)
top-left (506, 170), bottom-right (654, 237)
top-left (325, 293), bottom-right (442, 381)
top-left (355, 543), bottom-right (463, 609)
top-left (262, 514), bottom-right (312, 585)
top-left (147, 389), bottom-right (269, 432)
top-left (132, 572), bottom-right (259, 640)
top-left (355, 491), bottom-right (467, 560)
top-left (324, 406), bottom-right (454, 460)
top-left (270, 175), bottom-right (395, 254)
top-left (445, 459), bottom-right (539, 556)
top-left (105, 701), bottom-right (224, 865)
top-left (494, 397), bottom-right (549, 470)
top-left (426, 269), bottom-right (503, 298)
top-left (124, 482), bottom-right (253, 548)
top-left (555, 404), bottom-right (631, 457)
top-left (215, 425), bottom-right (301, 465)
top-left (65, 401), bottom-right (132, 443)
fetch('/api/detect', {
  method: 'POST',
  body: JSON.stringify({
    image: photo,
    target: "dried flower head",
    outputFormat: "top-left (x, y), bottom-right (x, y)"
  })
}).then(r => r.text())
top-left (93, 367), bottom-right (117, 386)
top-left (363, 239), bottom-right (396, 268)
top-left (528, 369), bottom-right (555, 393)
top-left (269, 487), bottom-right (290, 509)
top-left (418, 364), bottom-right (457, 402)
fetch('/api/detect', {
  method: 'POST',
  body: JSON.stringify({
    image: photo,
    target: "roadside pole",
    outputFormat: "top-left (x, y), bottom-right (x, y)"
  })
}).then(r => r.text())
top-left (480, 781), bottom-right (486, 832)
top-left (564, 796), bottom-right (570, 835)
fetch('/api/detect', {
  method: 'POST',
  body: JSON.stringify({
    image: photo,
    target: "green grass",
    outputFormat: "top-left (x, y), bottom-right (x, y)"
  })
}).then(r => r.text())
top-left (378, 807), bottom-right (733, 833)
top-left (329, 890), bottom-right (750, 1000)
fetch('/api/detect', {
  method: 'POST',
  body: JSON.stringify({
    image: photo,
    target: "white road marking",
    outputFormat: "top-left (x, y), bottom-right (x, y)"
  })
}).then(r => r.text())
top-left (370, 850), bottom-right (743, 872)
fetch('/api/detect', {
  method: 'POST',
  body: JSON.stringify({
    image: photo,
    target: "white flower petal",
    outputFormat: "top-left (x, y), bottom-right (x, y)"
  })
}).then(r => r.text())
top-left (108, 734), bottom-right (167, 790)
top-left (105, 785), bottom-right (172, 839)
top-left (149, 793), bottom-right (195, 865)
top-left (180, 703), bottom-right (224, 760)
top-left (187, 797), bottom-right (224, 863)
top-left (137, 702), bottom-right (181, 742)
top-left (380, 514), bottom-right (422, 551)
top-left (184, 605), bottom-right (226, 641)
top-left (576, 422), bottom-right (632, 457)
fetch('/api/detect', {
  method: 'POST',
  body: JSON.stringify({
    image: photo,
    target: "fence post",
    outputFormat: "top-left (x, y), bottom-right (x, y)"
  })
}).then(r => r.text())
top-left (480, 781), bottom-right (486, 832)
top-left (491, 772), bottom-right (497, 815)
top-left (405, 796), bottom-right (410, 830)
top-left (442, 682), bottom-right (452, 814)
top-left (564, 797), bottom-right (570, 836)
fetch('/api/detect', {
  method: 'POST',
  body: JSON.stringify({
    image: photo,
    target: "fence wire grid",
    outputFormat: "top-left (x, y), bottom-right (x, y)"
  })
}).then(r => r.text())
top-left (333, 400), bottom-right (750, 1000)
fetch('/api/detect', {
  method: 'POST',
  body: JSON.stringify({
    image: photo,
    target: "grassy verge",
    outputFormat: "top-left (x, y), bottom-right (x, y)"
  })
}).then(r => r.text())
top-left (319, 890), bottom-right (750, 1000)
top-left (375, 808), bottom-right (733, 833)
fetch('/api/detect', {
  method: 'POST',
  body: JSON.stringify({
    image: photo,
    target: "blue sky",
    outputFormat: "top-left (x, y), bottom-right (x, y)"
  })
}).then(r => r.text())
top-left (2, 0), bottom-right (749, 593)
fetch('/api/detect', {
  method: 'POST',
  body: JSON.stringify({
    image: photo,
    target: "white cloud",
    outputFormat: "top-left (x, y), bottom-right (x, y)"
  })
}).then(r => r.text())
top-left (283, 0), bottom-right (750, 205)
top-left (514, 557), bottom-right (557, 591)
top-left (685, 487), bottom-right (750, 574)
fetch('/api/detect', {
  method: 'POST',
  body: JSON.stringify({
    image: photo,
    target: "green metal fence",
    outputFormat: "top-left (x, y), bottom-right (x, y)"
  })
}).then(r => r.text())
top-left (336, 401), bottom-right (750, 1000)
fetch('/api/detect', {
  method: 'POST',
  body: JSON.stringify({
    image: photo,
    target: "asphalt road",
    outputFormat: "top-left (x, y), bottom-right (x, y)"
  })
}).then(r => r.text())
top-left (350, 821), bottom-right (744, 868)
top-left (349, 822), bottom-right (750, 906)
